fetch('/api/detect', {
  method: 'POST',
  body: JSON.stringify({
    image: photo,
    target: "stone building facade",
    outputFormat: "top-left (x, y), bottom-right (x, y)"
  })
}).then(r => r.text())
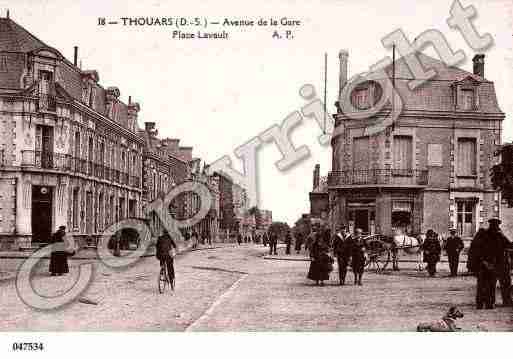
top-left (232, 182), bottom-right (249, 234)
top-left (187, 161), bottom-right (220, 241)
top-left (139, 122), bottom-right (191, 236)
top-left (0, 16), bottom-right (144, 248)
top-left (216, 172), bottom-right (235, 236)
top-left (329, 51), bottom-right (504, 240)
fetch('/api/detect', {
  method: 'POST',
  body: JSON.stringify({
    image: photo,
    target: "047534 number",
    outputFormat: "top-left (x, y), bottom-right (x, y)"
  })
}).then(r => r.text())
top-left (12, 342), bottom-right (44, 351)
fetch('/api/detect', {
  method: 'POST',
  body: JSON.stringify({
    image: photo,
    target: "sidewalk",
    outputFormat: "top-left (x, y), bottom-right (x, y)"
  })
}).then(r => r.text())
top-left (0, 241), bottom-right (239, 260)
top-left (0, 242), bottom-right (241, 281)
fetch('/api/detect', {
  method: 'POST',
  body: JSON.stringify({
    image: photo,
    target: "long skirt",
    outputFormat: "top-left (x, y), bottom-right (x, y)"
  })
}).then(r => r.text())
top-left (49, 251), bottom-right (69, 275)
top-left (352, 253), bottom-right (365, 274)
top-left (307, 258), bottom-right (331, 281)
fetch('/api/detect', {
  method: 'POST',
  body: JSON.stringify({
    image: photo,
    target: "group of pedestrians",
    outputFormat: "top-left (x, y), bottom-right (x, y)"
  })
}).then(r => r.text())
top-left (468, 218), bottom-right (512, 309)
top-left (416, 219), bottom-right (512, 309)
top-left (306, 225), bottom-right (368, 286)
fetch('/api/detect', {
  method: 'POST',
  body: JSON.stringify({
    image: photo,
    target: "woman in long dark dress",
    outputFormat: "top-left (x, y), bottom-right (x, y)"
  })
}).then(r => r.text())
top-left (307, 227), bottom-right (333, 286)
top-left (421, 229), bottom-right (441, 277)
top-left (49, 226), bottom-right (69, 276)
top-left (351, 228), bottom-right (366, 285)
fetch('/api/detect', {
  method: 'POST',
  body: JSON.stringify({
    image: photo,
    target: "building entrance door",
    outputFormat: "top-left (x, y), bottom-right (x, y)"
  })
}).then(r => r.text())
top-left (456, 199), bottom-right (476, 238)
top-left (355, 209), bottom-right (369, 233)
top-left (348, 201), bottom-right (376, 234)
top-left (31, 186), bottom-right (53, 243)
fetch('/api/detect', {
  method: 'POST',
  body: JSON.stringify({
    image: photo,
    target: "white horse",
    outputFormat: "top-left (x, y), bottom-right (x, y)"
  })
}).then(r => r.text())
top-left (392, 233), bottom-right (424, 271)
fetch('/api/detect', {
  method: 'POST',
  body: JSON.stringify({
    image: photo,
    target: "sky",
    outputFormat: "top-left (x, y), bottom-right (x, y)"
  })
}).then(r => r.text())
top-left (2, 0), bottom-right (512, 225)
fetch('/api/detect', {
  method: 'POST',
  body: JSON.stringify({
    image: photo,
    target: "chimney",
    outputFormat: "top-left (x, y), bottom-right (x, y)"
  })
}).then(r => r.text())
top-left (162, 138), bottom-right (180, 154)
top-left (178, 146), bottom-right (193, 162)
top-left (338, 50), bottom-right (349, 100)
top-left (313, 164), bottom-right (320, 190)
top-left (144, 122), bottom-right (156, 132)
top-left (472, 54), bottom-right (485, 78)
top-left (73, 46), bottom-right (78, 66)
top-left (128, 95), bottom-right (131, 104)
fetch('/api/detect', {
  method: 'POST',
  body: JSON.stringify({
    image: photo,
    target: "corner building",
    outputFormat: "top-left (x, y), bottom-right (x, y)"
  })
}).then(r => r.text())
top-left (0, 17), bottom-right (144, 248)
top-left (329, 51), bottom-right (504, 241)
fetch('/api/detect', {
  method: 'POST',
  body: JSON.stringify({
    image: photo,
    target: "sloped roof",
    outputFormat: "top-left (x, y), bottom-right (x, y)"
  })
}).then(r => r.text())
top-left (382, 52), bottom-right (484, 82)
top-left (0, 17), bottom-right (60, 54)
top-left (339, 52), bottom-right (502, 114)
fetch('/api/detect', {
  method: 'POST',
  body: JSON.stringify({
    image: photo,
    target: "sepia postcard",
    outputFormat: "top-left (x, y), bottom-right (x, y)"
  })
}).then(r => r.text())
top-left (0, 0), bottom-right (512, 357)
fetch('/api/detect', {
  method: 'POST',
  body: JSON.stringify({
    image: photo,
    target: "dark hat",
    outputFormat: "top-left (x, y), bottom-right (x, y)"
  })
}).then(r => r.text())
top-left (58, 225), bottom-right (66, 230)
top-left (488, 218), bottom-right (501, 224)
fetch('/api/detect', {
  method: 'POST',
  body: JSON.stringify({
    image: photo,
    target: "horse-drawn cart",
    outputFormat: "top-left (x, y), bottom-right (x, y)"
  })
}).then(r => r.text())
top-left (362, 234), bottom-right (423, 272)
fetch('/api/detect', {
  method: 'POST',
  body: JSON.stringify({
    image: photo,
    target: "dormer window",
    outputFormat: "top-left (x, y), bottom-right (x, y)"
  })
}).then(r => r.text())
top-left (37, 70), bottom-right (56, 112)
top-left (461, 89), bottom-right (475, 110)
top-left (350, 80), bottom-right (383, 110)
top-left (453, 75), bottom-right (480, 111)
top-left (354, 88), bottom-right (369, 109)
top-left (89, 86), bottom-right (95, 108)
top-left (38, 70), bottom-right (53, 94)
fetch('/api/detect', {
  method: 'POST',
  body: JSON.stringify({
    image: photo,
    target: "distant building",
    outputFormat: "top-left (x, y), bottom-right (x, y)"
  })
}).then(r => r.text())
top-left (139, 122), bottom-right (190, 236)
top-left (215, 172), bottom-right (235, 236)
top-left (188, 161), bottom-right (220, 241)
top-left (232, 182), bottom-right (248, 234)
top-left (329, 51), bottom-right (504, 240)
top-left (258, 209), bottom-right (273, 232)
top-left (309, 164), bottom-right (329, 225)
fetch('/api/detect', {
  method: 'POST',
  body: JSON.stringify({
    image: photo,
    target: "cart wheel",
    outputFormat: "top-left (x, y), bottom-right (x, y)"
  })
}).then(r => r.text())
top-left (379, 250), bottom-right (391, 270)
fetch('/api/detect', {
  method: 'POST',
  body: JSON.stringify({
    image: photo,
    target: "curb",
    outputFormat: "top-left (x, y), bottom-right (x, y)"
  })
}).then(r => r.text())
top-left (262, 256), bottom-right (469, 264)
top-left (0, 243), bottom-right (240, 282)
top-left (0, 243), bottom-right (238, 260)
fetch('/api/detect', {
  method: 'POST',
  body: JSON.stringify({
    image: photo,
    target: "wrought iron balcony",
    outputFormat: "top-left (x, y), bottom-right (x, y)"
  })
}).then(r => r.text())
top-left (36, 94), bottom-right (57, 112)
top-left (130, 176), bottom-right (140, 188)
top-left (327, 168), bottom-right (428, 187)
top-left (119, 172), bottom-right (129, 185)
top-left (19, 151), bottom-right (139, 188)
top-left (21, 150), bottom-right (71, 170)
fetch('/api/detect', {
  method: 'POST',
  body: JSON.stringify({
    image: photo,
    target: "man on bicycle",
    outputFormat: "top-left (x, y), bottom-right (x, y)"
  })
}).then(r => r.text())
top-left (156, 229), bottom-right (177, 280)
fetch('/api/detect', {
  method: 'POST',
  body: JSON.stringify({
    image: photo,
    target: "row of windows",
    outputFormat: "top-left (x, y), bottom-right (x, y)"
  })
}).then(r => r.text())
top-left (71, 187), bottom-right (137, 232)
top-left (352, 135), bottom-right (478, 176)
top-left (349, 82), bottom-right (477, 111)
top-left (72, 131), bottom-right (141, 176)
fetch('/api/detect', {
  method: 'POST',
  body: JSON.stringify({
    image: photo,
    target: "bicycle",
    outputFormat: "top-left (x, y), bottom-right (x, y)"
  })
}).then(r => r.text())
top-left (158, 262), bottom-right (175, 293)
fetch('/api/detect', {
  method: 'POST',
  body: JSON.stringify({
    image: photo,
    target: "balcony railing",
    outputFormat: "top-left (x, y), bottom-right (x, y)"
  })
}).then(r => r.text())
top-left (130, 176), bottom-right (140, 188)
top-left (36, 94), bottom-right (57, 112)
top-left (21, 150), bottom-right (71, 170)
top-left (19, 151), bottom-right (136, 187)
top-left (327, 169), bottom-right (428, 187)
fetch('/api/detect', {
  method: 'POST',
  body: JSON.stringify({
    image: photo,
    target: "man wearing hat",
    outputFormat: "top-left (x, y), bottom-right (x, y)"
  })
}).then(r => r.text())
top-left (332, 225), bottom-right (352, 285)
top-left (474, 218), bottom-right (512, 309)
top-left (445, 228), bottom-right (464, 277)
top-left (488, 218), bottom-right (513, 307)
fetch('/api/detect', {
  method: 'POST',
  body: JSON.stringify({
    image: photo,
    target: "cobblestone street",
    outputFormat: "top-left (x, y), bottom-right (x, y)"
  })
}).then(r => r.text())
top-left (1, 244), bottom-right (512, 331)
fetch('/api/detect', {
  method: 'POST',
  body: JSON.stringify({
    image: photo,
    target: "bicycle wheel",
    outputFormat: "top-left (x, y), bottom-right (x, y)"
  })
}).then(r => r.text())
top-left (158, 266), bottom-right (168, 294)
